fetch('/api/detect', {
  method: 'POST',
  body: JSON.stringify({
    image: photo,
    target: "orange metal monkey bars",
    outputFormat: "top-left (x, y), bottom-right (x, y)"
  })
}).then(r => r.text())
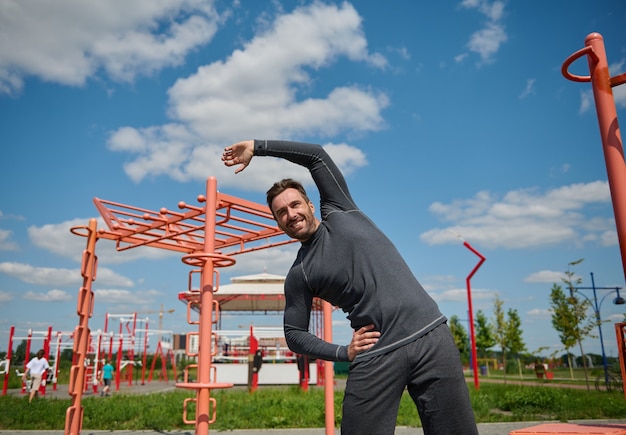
top-left (67, 176), bottom-right (302, 435)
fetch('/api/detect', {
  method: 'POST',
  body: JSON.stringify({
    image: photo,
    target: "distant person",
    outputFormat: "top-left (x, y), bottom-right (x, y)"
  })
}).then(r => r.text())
top-left (222, 140), bottom-right (478, 434)
top-left (23, 349), bottom-right (50, 403)
top-left (100, 359), bottom-right (114, 396)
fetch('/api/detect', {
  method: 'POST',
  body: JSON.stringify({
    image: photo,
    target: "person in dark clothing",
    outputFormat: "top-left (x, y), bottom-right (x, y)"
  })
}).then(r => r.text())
top-left (222, 139), bottom-right (477, 435)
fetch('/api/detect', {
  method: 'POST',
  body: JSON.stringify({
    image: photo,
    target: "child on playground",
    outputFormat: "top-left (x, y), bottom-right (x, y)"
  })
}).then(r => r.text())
top-left (100, 359), bottom-right (114, 396)
top-left (22, 349), bottom-right (50, 403)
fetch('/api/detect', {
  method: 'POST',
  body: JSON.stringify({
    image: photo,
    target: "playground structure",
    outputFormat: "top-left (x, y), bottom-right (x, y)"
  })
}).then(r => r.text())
top-left (1, 326), bottom-right (57, 397)
top-left (100, 312), bottom-right (177, 390)
top-left (1, 311), bottom-right (178, 399)
top-left (64, 177), bottom-right (336, 435)
top-left (562, 33), bottom-right (626, 394)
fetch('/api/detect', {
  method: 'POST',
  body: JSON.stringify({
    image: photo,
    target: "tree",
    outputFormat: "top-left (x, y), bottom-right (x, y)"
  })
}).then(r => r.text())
top-left (475, 309), bottom-right (495, 359)
top-left (14, 340), bottom-right (28, 365)
top-left (561, 259), bottom-right (596, 390)
top-left (505, 308), bottom-right (526, 378)
top-left (549, 282), bottom-right (594, 389)
top-left (61, 348), bottom-right (73, 361)
top-left (493, 296), bottom-right (508, 379)
top-left (448, 315), bottom-right (470, 363)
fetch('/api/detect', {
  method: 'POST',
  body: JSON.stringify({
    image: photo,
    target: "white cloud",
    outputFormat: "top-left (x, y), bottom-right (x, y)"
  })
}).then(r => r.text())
top-left (27, 218), bottom-right (179, 264)
top-left (94, 288), bottom-right (162, 304)
top-left (467, 22), bottom-right (507, 63)
top-left (460, 0), bottom-right (507, 63)
top-left (461, 0), bottom-right (505, 21)
top-left (0, 0), bottom-right (220, 95)
top-left (609, 58), bottom-right (626, 108)
top-left (0, 262), bottom-right (134, 288)
top-left (519, 78), bottom-right (536, 99)
top-left (0, 290), bottom-right (13, 302)
top-left (579, 89), bottom-right (593, 114)
top-left (0, 228), bottom-right (18, 251)
top-left (527, 308), bottom-right (551, 319)
top-left (421, 180), bottom-right (614, 249)
top-left (432, 287), bottom-right (496, 303)
top-left (107, 2), bottom-right (386, 189)
top-left (224, 245), bottom-right (299, 277)
top-left (23, 289), bottom-right (72, 302)
top-left (524, 270), bottom-right (567, 284)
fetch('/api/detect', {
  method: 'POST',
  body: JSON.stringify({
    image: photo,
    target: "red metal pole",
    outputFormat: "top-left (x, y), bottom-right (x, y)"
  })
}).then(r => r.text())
top-left (248, 326), bottom-right (259, 392)
top-left (2, 326), bottom-right (14, 396)
top-left (65, 218), bottom-right (98, 435)
top-left (41, 326), bottom-right (52, 396)
top-left (197, 176), bottom-right (219, 434)
top-left (142, 319), bottom-right (148, 385)
top-left (323, 301), bottom-right (335, 435)
top-left (22, 330), bottom-right (32, 394)
top-left (562, 32), bottom-right (626, 283)
top-left (463, 241), bottom-right (486, 390)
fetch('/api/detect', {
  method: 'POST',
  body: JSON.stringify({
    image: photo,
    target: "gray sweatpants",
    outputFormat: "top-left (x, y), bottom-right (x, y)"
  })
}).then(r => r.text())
top-left (341, 323), bottom-right (478, 435)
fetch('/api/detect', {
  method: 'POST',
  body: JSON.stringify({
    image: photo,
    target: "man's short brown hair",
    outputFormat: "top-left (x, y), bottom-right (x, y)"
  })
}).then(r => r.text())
top-left (266, 178), bottom-right (311, 215)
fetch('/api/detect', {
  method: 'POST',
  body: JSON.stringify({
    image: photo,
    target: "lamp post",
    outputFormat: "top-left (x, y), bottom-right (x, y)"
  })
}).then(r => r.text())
top-left (572, 272), bottom-right (625, 388)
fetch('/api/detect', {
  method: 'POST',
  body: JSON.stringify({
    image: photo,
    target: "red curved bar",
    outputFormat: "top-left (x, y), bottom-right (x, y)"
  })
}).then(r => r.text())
top-left (561, 45), bottom-right (594, 82)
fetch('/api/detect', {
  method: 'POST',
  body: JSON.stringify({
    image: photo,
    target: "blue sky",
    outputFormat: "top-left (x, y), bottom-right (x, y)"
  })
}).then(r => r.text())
top-left (1, 0), bottom-right (625, 362)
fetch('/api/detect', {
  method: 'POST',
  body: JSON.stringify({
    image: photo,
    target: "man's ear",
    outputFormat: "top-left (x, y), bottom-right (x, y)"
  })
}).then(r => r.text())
top-left (308, 201), bottom-right (315, 213)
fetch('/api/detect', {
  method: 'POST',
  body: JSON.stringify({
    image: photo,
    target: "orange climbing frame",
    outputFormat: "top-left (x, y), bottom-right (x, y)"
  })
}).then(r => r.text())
top-left (66, 176), bottom-right (328, 435)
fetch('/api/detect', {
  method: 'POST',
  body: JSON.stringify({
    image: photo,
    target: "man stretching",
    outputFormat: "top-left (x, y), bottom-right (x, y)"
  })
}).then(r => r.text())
top-left (222, 140), bottom-right (477, 434)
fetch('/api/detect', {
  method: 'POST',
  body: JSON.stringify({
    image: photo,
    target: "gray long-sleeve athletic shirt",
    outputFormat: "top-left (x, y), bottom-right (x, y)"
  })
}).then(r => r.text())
top-left (254, 139), bottom-right (446, 363)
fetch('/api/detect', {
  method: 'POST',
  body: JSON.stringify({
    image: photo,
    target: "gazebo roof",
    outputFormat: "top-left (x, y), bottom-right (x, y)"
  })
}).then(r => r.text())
top-left (178, 272), bottom-right (287, 312)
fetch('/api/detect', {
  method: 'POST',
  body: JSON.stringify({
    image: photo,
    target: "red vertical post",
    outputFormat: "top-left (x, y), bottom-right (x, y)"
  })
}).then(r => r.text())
top-left (463, 241), bottom-right (486, 390)
top-left (615, 322), bottom-right (626, 400)
top-left (562, 33), bottom-right (626, 282)
top-left (141, 318), bottom-right (149, 385)
top-left (116, 334), bottom-right (123, 391)
top-left (22, 330), bottom-right (32, 394)
top-left (2, 326), bottom-right (14, 396)
top-left (248, 328), bottom-right (259, 393)
top-left (40, 326), bottom-right (52, 396)
top-left (323, 301), bottom-right (335, 435)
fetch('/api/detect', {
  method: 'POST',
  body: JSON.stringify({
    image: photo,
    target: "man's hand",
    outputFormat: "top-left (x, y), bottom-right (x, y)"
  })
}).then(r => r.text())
top-left (222, 140), bottom-right (254, 174)
top-left (347, 324), bottom-right (380, 361)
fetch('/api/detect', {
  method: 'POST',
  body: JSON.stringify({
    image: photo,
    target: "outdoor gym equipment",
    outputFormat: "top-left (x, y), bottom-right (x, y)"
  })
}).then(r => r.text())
top-left (63, 177), bottom-right (333, 435)
top-left (562, 32), bottom-right (626, 396)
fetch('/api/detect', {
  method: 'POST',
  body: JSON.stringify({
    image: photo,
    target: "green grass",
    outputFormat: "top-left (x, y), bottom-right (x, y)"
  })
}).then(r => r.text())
top-left (1, 383), bottom-right (625, 431)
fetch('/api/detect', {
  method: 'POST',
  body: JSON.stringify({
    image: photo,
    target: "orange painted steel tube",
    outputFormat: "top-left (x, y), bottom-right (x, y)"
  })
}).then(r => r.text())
top-left (65, 218), bottom-right (98, 435)
top-left (562, 33), bottom-right (626, 283)
top-left (197, 176), bottom-right (219, 435)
